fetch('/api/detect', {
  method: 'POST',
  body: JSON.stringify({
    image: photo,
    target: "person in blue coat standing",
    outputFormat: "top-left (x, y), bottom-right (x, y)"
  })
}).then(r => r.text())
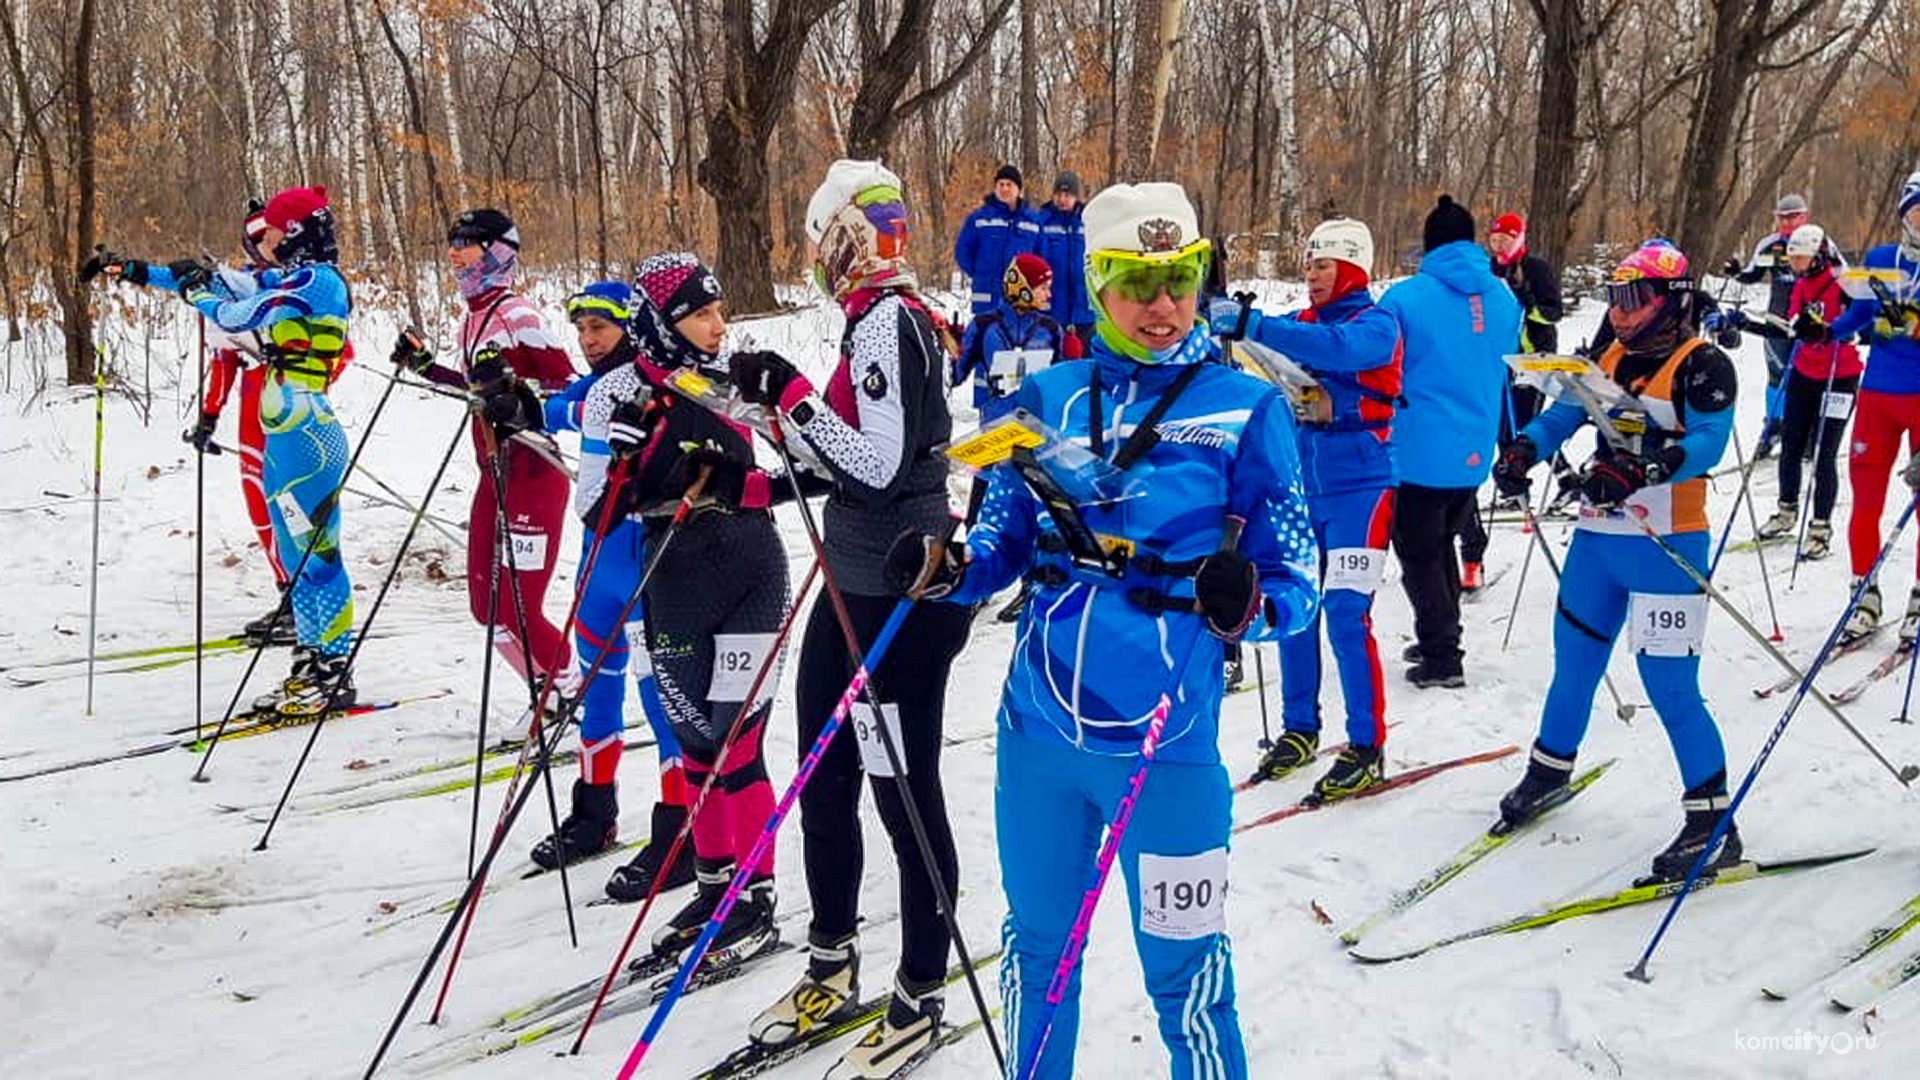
top-left (1211, 217), bottom-right (1404, 796)
top-left (889, 181), bottom-right (1319, 1080)
top-left (1033, 171), bottom-right (1095, 341)
top-left (954, 164), bottom-right (1039, 315)
top-left (1379, 195), bottom-right (1521, 688)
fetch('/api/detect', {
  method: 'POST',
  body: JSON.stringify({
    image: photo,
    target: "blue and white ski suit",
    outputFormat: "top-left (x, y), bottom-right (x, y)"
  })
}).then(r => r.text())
top-left (954, 306), bottom-right (1072, 422)
top-left (946, 326), bottom-right (1319, 1080)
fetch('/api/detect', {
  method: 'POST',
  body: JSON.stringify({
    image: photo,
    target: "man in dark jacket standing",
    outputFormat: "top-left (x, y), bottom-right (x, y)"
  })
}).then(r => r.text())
top-left (954, 164), bottom-right (1039, 315)
top-left (1723, 194), bottom-right (1840, 459)
top-left (1380, 196), bottom-right (1522, 688)
top-left (1032, 171), bottom-right (1094, 343)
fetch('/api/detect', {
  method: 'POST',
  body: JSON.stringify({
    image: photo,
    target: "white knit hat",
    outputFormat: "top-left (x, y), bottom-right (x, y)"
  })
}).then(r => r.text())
top-left (805, 160), bottom-right (903, 242)
top-left (1305, 218), bottom-right (1374, 275)
top-left (1082, 182), bottom-right (1199, 255)
top-left (1785, 223), bottom-right (1826, 259)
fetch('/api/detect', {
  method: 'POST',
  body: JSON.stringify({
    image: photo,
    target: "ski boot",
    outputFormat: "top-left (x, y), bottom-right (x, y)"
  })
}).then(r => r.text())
top-left (530, 779), bottom-right (618, 871)
top-left (273, 651), bottom-right (356, 716)
top-left (1756, 502), bottom-right (1796, 540)
top-left (651, 859), bottom-right (777, 959)
top-left (1460, 561), bottom-right (1484, 593)
top-left (252, 646), bottom-right (317, 712)
top-left (825, 975), bottom-right (944, 1080)
top-left (604, 801), bottom-right (696, 901)
top-left (1902, 587), bottom-right (1920, 646)
top-left (1638, 775), bottom-right (1743, 886)
top-left (750, 931), bottom-right (861, 1048)
top-left (994, 584), bottom-right (1028, 625)
top-left (1252, 729), bottom-right (1319, 783)
top-left (1222, 644), bottom-right (1244, 692)
top-left (1802, 519), bottom-right (1833, 560)
top-left (1307, 744), bottom-right (1384, 805)
top-left (242, 594), bottom-right (297, 646)
top-left (1401, 642), bottom-right (1423, 664)
top-left (1842, 579), bottom-right (1882, 645)
top-left (1753, 417), bottom-right (1779, 461)
top-left (1406, 659), bottom-right (1465, 689)
top-left (1496, 742), bottom-right (1575, 834)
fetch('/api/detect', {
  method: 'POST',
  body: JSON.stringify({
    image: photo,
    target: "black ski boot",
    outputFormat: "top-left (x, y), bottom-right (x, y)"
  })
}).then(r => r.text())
top-left (1639, 774), bottom-right (1744, 885)
top-left (1307, 744), bottom-right (1384, 804)
top-left (994, 584), bottom-right (1029, 624)
top-left (652, 859), bottom-right (776, 958)
top-left (1496, 742), bottom-right (1576, 834)
top-left (1223, 643), bottom-right (1245, 692)
top-left (1406, 659), bottom-right (1465, 689)
top-left (275, 651), bottom-right (356, 715)
top-left (242, 592), bottom-right (297, 646)
top-left (604, 801), bottom-right (696, 901)
top-left (1401, 642), bottom-right (1423, 664)
top-left (1253, 729), bottom-right (1319, 782)
top-left (530, 780), bottom-right (618, 871)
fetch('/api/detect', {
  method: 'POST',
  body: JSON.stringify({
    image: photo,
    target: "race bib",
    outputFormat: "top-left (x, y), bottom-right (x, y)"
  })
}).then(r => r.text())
top-left (1823, 392), bottom-right (1855, 421)
top-left (988, 348), bottom-right (1054, 378)
top-left (1139, 848), bottom-right (1229, 941)
top-left (276, 491), bottom-right (313, 537)
top-left (1628, 593), bottom-right (1709, 657)
top-left (1323, 547), bottom-right (1386, 593)
top-left (708, 632), bottom-right (778, 705)
top-left (851, 700), bottom-right (906, 777)
top-left (499, 530), bottom-right (550, 570)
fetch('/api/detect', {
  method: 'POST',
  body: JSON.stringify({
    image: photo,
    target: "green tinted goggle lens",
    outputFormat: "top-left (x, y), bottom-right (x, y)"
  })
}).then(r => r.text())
top-left (1107, 262), bottom-right (1204, 303)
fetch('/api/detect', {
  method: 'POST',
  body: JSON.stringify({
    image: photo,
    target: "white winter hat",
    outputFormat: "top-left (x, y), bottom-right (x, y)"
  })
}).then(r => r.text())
top-left (1082, 182), bottom-right (1200, 255)
top-left (805, 160), bottom-right (903, 242)
top-left (1786, 223), bottom-right (1827, 259)
top-left (1305, 218), bottom-right (1374, 275)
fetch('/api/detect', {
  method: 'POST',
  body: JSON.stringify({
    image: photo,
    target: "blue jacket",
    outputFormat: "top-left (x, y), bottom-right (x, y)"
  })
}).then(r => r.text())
top-left (1241, 288), bottom-right (1403, 497)
top-left (1378, 241), bottom-right (1521, 489)
top-left (1832, 244), bottom-right (1920, 396)
top-left (955, 306), bottom-right (1071, 420)
top-left (947, 328), bottom-right (1320, 765)
top-left (1031, 202), bottom-right (1093, 327)
top-left (954, 195), bottom-right (1039, 314)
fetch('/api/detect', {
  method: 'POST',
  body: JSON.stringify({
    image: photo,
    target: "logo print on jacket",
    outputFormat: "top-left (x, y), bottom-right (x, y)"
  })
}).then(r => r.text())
top-left (863, 363), bottom-right (888, 400)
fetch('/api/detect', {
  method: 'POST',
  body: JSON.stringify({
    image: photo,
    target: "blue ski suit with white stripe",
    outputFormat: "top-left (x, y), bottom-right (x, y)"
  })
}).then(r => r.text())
top-left (945, 325), bottom-right (1319, 1080)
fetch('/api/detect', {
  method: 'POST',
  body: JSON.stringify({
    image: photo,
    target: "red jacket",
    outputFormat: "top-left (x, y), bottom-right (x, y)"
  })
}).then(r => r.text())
top-left (1790, 267), bottom-right (1862, 380)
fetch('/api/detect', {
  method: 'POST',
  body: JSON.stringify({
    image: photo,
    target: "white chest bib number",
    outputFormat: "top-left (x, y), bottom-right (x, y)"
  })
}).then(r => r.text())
top-left (1823, 391), bottom-right (1855, 421)
top-left (1323, 547), bottom-right (1386, 594)
top-left (851, 700), bottom-right (906, 777)
top-left (1629, 592), bottom-right (1710, 657)
top-left (499, 530), bottom-right (550, 570)
top-left (1139, 848), bottom-right (1229, 941)
top-left (708, 632), bottom-right (779, 706)
top-left (276, 491), bottom-right (314, 538)
top-left (987, 348), bottom-right (1054, 394)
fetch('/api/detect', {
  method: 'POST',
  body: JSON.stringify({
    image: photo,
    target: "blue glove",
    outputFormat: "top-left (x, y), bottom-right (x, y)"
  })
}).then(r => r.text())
top-left (1207, 297), bottom-right (1262, 340)
top-left (1703, 308), bottom-right (1745, 333)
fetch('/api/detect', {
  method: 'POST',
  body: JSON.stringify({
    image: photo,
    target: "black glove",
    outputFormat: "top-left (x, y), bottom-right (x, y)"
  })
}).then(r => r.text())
top-left (1904, 455), bottom-right (1920, 491)
top-left (606, 394), bottom-right (656, 458)
top-left (664, 440), bottom-right (747, 505)
top-left (883, 529), bottom-right (965, 600)
top-left (390, 327), bottom-right (435, 374)
top-left (730, 350), bottom-right (805, 407)
top-left (479, 381), bottom-right (542, 437)
top-left (1582, 451), bottom-right (1650, 508)
top-left (1793, 309), bottom-right (1832, 345)
top-left (1194, 547), bottom-right (1259, 641)
top-left (1491, 436), bottom-right (1538, 498)
top-left (79, 246), bottom-right (129, 283)
top-left (1720, 257), bottom-right (1741, 278)
top-left (168, 258), bottom-right (213, 297)
top-left (182, 411), bottom-right (220, 454)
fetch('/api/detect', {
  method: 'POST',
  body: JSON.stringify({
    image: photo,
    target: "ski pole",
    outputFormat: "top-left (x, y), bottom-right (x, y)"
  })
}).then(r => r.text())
top-left (1787, 364), bottom-right (1843, 591)
top-left (1706, 418), bottom-right (1783, 639)
top-left (1017, 624), bottom-right (1212, 1080)
top-left (194, 317), bottom-right (207, 741)
top-left (1897, 625), bottom-right (1920, 726)
top-left (1626, 494), bottom-right (1920, 983)
top-left (427, 467), bottom-right (710, 1024)
top-left (1517, 501), bottom-right (1635, 723)
top-left (469, 443), bottom-right (508, 881)
top-left (1628, 513), bottom-right (1920, 788)
top-left (615, 597), bottom-right (919, 1080)
top-left (192, 369), bottom-right (403, 781)
top-left (1500, 471), bottom-right (1553, 653)
top-left (1253, 645), bottom-right (1273, 748)
top-left (85, 362), bottom-right (105, 716)
top-left (568, 559), bottom-right (822, 1054)
top-left (761, 411), bottom-right (1004, 1072)
top-left (253, 409), bottom-right (470, 849)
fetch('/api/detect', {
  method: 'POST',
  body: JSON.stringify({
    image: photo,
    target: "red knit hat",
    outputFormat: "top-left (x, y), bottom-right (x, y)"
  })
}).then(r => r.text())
top-left (1490, 212), bottom-right (1525, 237)
top-left (1004, 252), bottom-right (1052, 309)
top-left (262, 186), bottom-right (329, 231)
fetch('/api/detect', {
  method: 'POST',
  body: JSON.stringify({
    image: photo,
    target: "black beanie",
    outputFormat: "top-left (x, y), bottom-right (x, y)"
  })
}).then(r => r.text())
top-left (1423, 195), bottom-right (1475, 252)
top-left (995, 164), bottom-right (1024, 189)
top-left (448, 208), bottom-right (520, 249)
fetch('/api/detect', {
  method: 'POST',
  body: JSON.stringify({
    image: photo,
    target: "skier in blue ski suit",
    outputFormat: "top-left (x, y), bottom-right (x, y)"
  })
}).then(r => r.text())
top-left (1491, 240), bottom-right (1742, 882)
top-left (892, 183), bottom-right (1318, 1080)
top-left (953, 164), bottom-right (1039, 314)
top-left (1210, 217), bottom-right (1404, 797)
top-left (953, 252), bottom-right (1082, 422)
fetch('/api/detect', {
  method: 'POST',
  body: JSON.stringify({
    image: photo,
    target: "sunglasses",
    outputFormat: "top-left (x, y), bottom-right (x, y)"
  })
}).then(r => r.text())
top-left (1091, 240), bottom-right (1212, 303)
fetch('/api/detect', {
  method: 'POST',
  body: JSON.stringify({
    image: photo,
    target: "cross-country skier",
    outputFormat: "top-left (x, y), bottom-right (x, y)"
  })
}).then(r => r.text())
top-left (954, 252), bottom-right (1083, 424)
top-left (1711, 223), bottom-right (1859, 561)
top-left (1723, 194), bottom-right (1841, 460)
top-left (1828, 172), bottom-right (1920, 642)
top-left (390, 209), bottom-right (576, 694)
top-left (1486, 210), bottom-right (1576, 526)
top-left (510, 280), bottom-right (692, 893)
top-left (83, 186), bottom-right (360, 711)
top-left (716, 160), bottom-right (974, 1079)
top-left (1208, 216), bottom-right (1403, 798)
top-left (892, 181), bottom-right (1319, 1080)
top-left (1491, 239), bottom-right (1741, 883)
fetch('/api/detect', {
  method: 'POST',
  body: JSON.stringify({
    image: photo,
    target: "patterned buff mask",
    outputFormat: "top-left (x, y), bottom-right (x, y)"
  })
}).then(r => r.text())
top-left (456, 238), bottom-right (519, 299)
top-left (813, 185), bottom-right (917, 301)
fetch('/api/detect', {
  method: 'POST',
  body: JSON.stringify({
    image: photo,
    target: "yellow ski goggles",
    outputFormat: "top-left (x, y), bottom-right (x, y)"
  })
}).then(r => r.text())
top-left (567, 292), bottom-right (631, 324)
top-left (1088, 238), bottom-right (1212, 303)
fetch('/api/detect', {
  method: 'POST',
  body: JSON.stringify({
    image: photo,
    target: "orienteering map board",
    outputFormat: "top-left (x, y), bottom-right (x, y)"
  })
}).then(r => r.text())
top-left (1839, 266), bottom-right (1911, 303)
top-left (1504, 354), bottom-right (1643, 414)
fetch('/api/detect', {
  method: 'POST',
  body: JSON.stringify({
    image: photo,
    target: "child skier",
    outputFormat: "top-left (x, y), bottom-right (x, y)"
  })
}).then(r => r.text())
top-left (1209, 217), bottom-right (1403, 798)
top-left (892, 181), bottom-right (1319, 1079)
top-left (954, 251), bottom-right (1083, 423)
top-left (1492, 240), bottom-right (1741, 883)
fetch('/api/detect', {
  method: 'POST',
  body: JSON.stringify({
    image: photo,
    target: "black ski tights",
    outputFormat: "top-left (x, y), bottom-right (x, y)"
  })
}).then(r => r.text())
top-left (1776, 368), bottom-right (1858, 520)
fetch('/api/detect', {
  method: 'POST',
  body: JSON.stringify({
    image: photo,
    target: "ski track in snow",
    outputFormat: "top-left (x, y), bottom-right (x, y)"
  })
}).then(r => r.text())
top-left (2, 282), bottom-right (1915, 1078)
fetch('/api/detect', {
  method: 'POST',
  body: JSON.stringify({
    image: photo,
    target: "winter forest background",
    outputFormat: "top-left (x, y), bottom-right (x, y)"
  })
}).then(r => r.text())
top-left (5, 0), bottom-right (1917, 385)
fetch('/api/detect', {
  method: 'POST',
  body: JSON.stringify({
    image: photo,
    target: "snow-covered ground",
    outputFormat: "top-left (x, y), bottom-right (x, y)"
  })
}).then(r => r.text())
top-left (3, 279), bottom-right (1916, 1079)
